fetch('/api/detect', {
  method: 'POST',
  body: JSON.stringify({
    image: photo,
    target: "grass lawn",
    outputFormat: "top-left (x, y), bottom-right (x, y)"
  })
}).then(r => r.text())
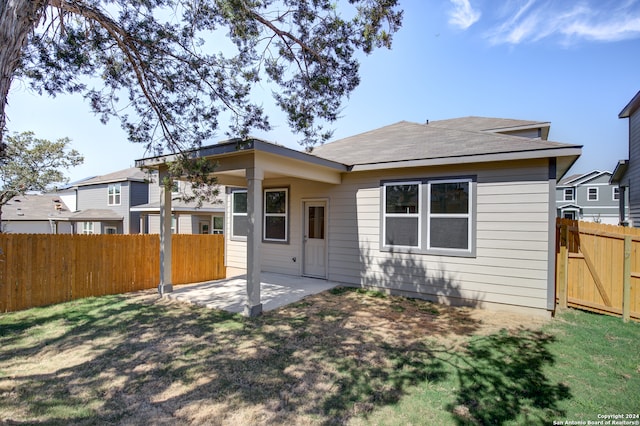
top-left (0, 287), bottom-right (638, 425)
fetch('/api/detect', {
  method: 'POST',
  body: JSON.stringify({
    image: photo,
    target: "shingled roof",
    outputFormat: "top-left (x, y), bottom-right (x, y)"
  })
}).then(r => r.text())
top-left (2, 193), bottom-right (72, 221)
top-left (427, 116), bottom-right (550, 134)
top-left (75, 167), bottom-right (146, 186)
top-left (310, 121), bottom-right (580, 175)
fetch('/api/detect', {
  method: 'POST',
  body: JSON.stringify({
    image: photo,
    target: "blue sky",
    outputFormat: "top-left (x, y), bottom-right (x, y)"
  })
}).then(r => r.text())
top-left (6, 0), bottom-right (640, 182)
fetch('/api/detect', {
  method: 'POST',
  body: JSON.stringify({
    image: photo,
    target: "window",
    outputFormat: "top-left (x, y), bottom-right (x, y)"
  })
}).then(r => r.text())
top-left (231, 190), bottom-right (248, 238)
top-left (613, 187), bottom-right (620, 201)
top-left (563, 211), bottom-right (576, 220)
top-left (382, 177), bottom-right (474, 256)
top-left (82, 222), bottom-right (94, 234)
top-left (264, 188), bottom-right (288, 242)
top-left (428, 180), bottom-right (470, 251)
top-left (384, 182), bottom-right (420, 247)
top-left (108, 183), bottom-right (121, 205)
top-left (587, 187), bottom-right (598, 201)
top-left (213, 216), bottom-right (224, 234)
top-left (563, 188), bottom-right (575, 201)
top-left (104, 226), bottom-right (118, 234)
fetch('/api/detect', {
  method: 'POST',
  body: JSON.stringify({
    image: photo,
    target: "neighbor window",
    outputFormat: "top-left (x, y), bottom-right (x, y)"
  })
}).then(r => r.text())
top-left (108, 183), bottom-right (121, 205)
top-left (104, 226), bottom-right (117, 234)
top-left (82, 222), bottom-right (94, 234)
top-left (264, 188), bottom-right (288, 242)
top-left (563, 188), bottom-right (574, 201)
top-left (613, 187), bottom-right (620, 201)
top-left (231, 190), bottom-right (248, 238)
top-left (587, 187), bottom-right (598, 201)
top-left (382, 177), bottom-right (475, 256)
top-left (213, 216), bottom-right (224, 234)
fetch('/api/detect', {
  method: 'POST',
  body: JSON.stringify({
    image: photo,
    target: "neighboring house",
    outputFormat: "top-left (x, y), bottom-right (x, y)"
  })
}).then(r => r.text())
top-left (1, 193), bottom-right (74, 234)
top-left (70, 167), bottom-right (149, 234)
top-left (131, 171), bottom-right (225, 234)
top-left (138, 116), bottom-right (582, 317)
top-left (556, 170), bottom-right (628, 224)
top-left (611, 90), bottom-right (640, 227)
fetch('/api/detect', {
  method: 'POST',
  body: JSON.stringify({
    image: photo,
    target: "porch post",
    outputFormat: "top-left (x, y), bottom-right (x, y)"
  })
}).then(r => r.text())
top-left (158, 166), bottom-right (173, 294)
top-left (245, 166), bottom-right (263, 317)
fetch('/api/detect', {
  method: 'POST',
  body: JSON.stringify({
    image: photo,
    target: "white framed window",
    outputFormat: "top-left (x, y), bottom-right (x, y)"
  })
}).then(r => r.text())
top-left (382, 177), bottom-right (475, 256)
top-left (427, 180), bottom-right (471, 252)
top-left (613, 187), bottom-right (620, 201)
top-left (563, 188), bottom-right (575, 201)
top-left (82, 222), bottom-right (94, 234)
top-left (264, 188), bottom-right (288, 242)
top-left (231, 190), bottom-right (248, 239)
top-left (108, 183), bottom-right (121, 205)
top-left (383, 182), bottom-right (421, 248)
top-left (563, 211), bottom-right (576, 220)
top-left (587, 187), bottom-right (598, 201)
top-left (213, 216), bottom-right (224, 234)
top-left (104, 226), bottom-right (118, 234)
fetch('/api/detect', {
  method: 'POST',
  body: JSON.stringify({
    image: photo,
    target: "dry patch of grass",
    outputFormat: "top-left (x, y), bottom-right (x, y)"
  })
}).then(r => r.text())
top-left (0, 287), bottom-right (555, 425)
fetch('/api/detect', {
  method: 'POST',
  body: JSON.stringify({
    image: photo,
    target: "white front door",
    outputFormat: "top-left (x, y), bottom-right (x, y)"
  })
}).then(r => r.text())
top-left (303, 201), bottom-right (327, 278)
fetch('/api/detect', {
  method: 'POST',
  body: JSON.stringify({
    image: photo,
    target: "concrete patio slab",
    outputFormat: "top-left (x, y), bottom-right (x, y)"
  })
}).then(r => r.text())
top-left (165, 272), bottom-right (341, 314)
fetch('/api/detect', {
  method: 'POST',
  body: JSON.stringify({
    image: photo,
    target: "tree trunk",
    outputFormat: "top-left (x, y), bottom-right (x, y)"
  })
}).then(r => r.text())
top-left (0, 0), bottom-right (48, 155)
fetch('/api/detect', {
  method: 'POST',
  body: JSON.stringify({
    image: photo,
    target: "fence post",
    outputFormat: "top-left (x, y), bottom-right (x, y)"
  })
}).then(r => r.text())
top-left (557, 221), bottom-right (569, 310)
top-left (623, 235), bottom-right (631, 323)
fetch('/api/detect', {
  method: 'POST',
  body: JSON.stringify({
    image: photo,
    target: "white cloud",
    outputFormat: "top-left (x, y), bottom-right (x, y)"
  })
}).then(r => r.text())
top-left (448, 0), bottom-right (481, 30)
top-left (486, 0), bottom-right (640, 45)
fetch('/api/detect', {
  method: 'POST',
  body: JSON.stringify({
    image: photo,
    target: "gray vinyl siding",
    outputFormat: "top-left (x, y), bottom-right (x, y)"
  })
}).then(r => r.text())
top-left (556, 172), bottom-right (626, 224)
top-left (77, 183), bottom-right (127, 233)
top-left (2, 221), bottom-right (55, 234)
top-left (629, 109), bottom-right (640, 226)
top-left (226, 158), bottom-right (553, 312)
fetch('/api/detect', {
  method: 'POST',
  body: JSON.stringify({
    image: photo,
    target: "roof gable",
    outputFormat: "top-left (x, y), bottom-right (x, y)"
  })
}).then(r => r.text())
top-left (76, 167), bottom-right (146, 187)
top-left (619, 90), bottom-right (640, 118)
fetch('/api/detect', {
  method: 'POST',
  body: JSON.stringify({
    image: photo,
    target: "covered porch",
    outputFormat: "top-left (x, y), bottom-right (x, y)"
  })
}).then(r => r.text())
top-left (135, 138), bottom-right (347, 317)
top-left (165, 272), bottom-right (341, 313)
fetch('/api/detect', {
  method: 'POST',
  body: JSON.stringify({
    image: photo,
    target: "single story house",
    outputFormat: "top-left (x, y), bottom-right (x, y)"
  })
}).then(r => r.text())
top-left (1, 193), bottom-right (74, 234)
top-left (137, 118), bottom-right (582, 317)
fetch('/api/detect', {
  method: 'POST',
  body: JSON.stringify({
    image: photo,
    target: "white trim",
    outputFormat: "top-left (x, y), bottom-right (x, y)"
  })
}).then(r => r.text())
top-left (563, 187), bottom-right (575, 201)
top-left (263, 187), bottom-right (288, 242)
top-left (613, 187), bottom-right (620, 201)
top-left (587, 187), bottom-right (599, 201)
top-left (82, 222), bottom-right (94, 234)
top-left (231, 189), bottom-right (248, 239)
top-left (382, 181), bottom-right (422, 249)
top-left (426, 178), bottom-right (473, 254)
top-left (107, 183), bottom-right (122, 206)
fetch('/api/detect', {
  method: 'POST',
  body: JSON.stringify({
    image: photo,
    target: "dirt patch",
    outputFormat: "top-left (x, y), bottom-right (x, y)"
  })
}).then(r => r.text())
top-left (0, 287), bottom-right (549, 425)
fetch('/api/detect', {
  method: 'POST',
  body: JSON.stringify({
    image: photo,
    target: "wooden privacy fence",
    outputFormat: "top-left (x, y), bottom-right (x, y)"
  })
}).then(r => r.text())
top-left (0, 233), bottom-right (225, 313)
top-left (556, 219), bottom-right (640, 321)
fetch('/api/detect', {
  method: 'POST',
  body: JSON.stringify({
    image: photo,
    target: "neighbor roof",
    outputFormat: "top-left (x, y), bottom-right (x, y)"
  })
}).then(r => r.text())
top-left (619, 90), bottom-right (640, 118)
top-left (75, 167), bottom-right (146, 186)
top-left (428, 116), bottom-right (550, 139)
top-left (2, 193), bottom-right (72, 221)
top-left (310, 121), bottom-right (580, 176)
top-left (68, 209), bottom-right (124, 221)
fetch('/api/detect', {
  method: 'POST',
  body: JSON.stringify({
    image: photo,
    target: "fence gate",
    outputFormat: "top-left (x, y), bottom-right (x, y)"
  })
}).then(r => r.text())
top-left (556, 219), bottom-right (640, 321)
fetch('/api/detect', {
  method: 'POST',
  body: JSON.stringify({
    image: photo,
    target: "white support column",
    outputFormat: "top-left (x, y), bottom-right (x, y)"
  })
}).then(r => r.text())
top-left (159, 166), bottom-right (173, 294)
top-left (245, 167), bottom-right (263, 317)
